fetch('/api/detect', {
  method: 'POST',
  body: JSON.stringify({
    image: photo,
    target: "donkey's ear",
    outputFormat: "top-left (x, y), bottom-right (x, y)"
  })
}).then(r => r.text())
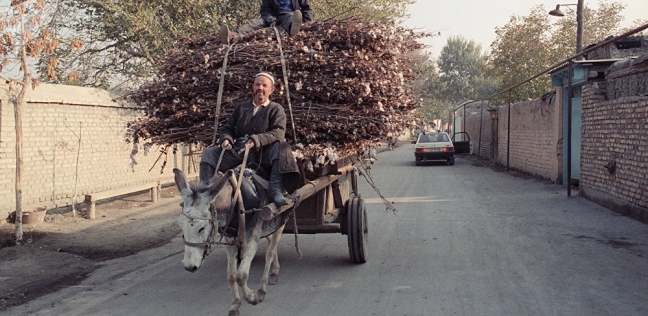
top-left (207, 169), bottom-right (233, 198)
top-left (173, 168), bottom-right (191, 193)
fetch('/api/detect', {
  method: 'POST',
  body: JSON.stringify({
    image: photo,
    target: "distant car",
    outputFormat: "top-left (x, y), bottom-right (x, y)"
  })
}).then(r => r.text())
top-left (413, 132), bottom-right (455, 166)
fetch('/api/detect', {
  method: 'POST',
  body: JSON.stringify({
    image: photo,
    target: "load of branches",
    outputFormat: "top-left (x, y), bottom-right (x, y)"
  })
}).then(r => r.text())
top-left (124, 17), bottom-right (428, 163)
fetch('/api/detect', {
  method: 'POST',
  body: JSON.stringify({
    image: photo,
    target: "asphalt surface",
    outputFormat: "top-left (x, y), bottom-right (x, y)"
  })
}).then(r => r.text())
top-left (5, 144), bottom-right (648, 316)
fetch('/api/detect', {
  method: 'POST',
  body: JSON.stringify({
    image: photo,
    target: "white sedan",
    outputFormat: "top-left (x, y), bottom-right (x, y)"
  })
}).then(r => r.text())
top-left (413, 132), bottom-right (455, 166)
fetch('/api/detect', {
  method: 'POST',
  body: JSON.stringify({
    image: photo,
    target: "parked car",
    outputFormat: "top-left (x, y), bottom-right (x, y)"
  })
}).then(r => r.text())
top-left (413, 132), bottom-right (455, 166)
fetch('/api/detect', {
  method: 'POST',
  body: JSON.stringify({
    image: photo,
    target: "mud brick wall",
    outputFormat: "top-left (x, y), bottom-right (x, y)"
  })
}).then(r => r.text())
top-left (580, 82), bottom-right (648, 222)
top-left (604, 54), bottom-right (648, 99)
top-left (586, 36), bottom-right (648, 60)
top-left (494, 97), bottom-right (561, 182)
top-left (461, 101), bottom-right (493, 159)
top-left (0, 84), bottom-right (195, 216)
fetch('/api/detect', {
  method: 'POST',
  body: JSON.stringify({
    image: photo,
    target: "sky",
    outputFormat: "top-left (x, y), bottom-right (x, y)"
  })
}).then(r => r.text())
top-left (404, 0), bottom-right (648, 58)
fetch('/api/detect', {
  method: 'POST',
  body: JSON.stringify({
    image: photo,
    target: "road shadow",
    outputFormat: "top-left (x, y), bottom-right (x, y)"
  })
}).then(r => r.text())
top-left (465, 155), bottom-right (550, 182)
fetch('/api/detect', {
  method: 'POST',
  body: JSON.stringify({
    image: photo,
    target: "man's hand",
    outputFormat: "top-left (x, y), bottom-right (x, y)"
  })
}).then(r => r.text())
top-left (245, 140), bottom-right (255, 149)
top-left (221, 139), bottom-right (232, 150)
top-left (269, 22), bottom-right (276, 28)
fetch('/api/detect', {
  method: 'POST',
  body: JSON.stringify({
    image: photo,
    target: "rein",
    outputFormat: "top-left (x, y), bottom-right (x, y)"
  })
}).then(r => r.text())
top-left (181, 147), bottom-right (251, 254)
top-left (180, 209), bottom-right (237, 253)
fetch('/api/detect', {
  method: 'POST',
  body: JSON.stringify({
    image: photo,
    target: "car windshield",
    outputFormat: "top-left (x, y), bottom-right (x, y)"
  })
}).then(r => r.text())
top-left (418, 134), bottom-right (449, 143)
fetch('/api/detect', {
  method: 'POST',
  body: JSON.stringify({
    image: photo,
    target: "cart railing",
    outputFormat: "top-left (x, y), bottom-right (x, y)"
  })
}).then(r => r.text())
top-left (260, 163), bottom-right (355, 221)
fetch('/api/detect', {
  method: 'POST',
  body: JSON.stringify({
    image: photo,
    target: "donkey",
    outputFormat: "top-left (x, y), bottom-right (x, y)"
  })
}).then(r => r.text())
top-left (173, 168), bottom-right (290, 316)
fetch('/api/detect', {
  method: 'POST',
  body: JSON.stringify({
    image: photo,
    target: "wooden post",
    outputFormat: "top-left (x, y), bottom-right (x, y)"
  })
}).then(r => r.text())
top-left (151, 185), bottom-right (159, 203)
top-left (212, 44), bottom-right (233, 146)
top-left (273, 27), bottom-right (298, 144)
top-left (87, 197), bottom-right (96, 220)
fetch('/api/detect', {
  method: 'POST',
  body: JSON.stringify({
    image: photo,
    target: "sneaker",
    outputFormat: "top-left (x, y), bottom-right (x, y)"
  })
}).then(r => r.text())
top-left (219, 25), bottom-right (231, 44)
top-left (289, 10), bottom-right (303, 36)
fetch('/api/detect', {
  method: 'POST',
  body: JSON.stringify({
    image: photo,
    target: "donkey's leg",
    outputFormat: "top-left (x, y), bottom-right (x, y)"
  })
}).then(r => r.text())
top-left (264, 225), bottom-right (285, 286)
top-left (225, 244), bottom-right (242, 316)
top-left (236, 236), bottom-right (261, 305)
top-left (257, 225), bottom-right (285, 302)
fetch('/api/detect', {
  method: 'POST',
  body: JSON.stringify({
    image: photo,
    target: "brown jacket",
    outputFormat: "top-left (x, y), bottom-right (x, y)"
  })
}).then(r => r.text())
top-left (219, 100), bottom-right (286, 149)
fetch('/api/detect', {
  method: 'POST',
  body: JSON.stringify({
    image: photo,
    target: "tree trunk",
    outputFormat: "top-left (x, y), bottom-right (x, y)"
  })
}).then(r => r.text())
top-left (13, 85), bottom-right (26, 242)
top-left (14, 9), bottom-right (32, 243)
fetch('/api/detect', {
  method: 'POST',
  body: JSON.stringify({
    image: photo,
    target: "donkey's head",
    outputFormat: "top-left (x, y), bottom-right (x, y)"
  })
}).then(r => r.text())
top-left (173, 168), bottom-right (234, 272)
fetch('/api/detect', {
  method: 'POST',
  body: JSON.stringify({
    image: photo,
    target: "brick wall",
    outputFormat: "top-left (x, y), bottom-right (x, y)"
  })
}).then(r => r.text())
top-left (462, 101), bottom-right (493, 159)
top-left (580, 82), bottom-right (648, 222)
top-left (1, 83), bottom-right (196, 216)
top-left (492, 97), bottom-right (561, 182)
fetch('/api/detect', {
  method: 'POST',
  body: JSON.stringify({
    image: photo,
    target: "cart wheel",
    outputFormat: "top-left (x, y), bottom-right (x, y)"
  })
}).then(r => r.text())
top-left (347, 196), bottom-right (368, 263)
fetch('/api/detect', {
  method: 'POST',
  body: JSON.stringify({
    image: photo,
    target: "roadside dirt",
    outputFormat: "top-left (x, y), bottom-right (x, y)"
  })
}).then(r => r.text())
top-left (0, 185), bottom-right (183, 311)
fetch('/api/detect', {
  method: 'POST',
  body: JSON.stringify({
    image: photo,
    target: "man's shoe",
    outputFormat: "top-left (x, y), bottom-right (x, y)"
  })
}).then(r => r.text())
top-left (268, 160), bottom-right (289, 206)
top-left (219, 25), bottom-right (231, 44)
top-left (289, 10), bottom-right (303, 36)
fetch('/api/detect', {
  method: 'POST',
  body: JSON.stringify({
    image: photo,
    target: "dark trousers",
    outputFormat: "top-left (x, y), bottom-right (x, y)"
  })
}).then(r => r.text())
top-left (233, 13), bottom-right (295, 35)
top-left (200, 141), bottom-right (281, 179)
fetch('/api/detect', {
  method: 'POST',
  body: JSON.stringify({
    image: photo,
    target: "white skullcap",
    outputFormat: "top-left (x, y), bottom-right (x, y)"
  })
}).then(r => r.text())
top-left (255, 72), bottom-right (275, 85)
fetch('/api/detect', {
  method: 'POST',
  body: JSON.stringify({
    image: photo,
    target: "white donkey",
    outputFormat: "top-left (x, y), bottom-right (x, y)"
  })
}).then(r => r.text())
top-left (173, 168), bottom-right (289, 316)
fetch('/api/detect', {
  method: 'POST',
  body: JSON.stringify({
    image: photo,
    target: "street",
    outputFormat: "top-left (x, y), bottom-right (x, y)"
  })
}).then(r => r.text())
top-left (6, 144), bottom-right (648, 316)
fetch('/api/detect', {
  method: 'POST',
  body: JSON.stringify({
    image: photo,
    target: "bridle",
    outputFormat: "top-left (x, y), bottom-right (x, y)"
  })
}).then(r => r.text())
top-left (180, 177), bottom-right (241, 256)
top-left (180, 146), bottom-right (252, 256)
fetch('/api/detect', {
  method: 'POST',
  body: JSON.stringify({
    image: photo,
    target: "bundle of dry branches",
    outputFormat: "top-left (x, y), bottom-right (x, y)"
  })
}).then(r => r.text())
top-left (124, 17), bottom-right (429, 160)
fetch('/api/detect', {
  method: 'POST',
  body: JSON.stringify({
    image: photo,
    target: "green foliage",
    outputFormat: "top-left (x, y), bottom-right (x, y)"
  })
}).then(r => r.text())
top-left (409, 51), bottom-right (445, 121)
top-left (437, 36), bottom-right (495, 103)
top-left (410, 37), bottom-right (496, 125)
top-left (42, 0), bottom-right (258, 89)
top-left (487, 6), bottom-right (554, 104)
top-left (487, 1), bottom-right (629, 103)
top-left (552, 1), bottom-right (626, 59)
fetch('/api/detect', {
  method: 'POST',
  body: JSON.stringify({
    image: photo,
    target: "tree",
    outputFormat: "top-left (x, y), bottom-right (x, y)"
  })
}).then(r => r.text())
top-left (437, 36), bottom-right (495, 103)
top-left (552, 1), bottom-right (626, 59)
top-left (488, 1), bottom-right (630, 103)
top-left (40, 0), bottom-right (258, 90)
top-left (410, 51), bottom-right (446, 122)
top-left (43, 0), bottom-right (415, 90)
top-left (488, 5), bottom-right (554, 103)
top-left (0, 0), bottom-right (71, 242)
top-left (410, 37), bottom-right (497, 128)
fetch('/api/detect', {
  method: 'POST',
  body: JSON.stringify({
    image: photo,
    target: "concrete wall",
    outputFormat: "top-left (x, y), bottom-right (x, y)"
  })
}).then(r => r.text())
top-left (1, 83), bottom-right (196, 216)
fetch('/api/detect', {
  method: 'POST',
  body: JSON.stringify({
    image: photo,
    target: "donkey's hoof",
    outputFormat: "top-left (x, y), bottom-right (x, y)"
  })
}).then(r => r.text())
top-left (228, 310), bottom-right (239, 316)
top-left (269, 274), bottom-right (279, 285)
top-left (257, 289), bottom-right (266, 303)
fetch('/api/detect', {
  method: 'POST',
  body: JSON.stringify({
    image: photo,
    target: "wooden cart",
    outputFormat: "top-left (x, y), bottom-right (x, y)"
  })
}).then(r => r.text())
top-left (259, 156), bottom-right (368, 263)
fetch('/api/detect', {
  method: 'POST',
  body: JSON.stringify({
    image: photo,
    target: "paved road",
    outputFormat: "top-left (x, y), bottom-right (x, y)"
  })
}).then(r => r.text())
top-left (6, 144), bottom-right (648, 316)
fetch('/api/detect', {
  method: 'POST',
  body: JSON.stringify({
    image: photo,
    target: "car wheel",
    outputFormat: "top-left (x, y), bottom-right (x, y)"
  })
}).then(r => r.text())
top-left (448, 157), bottom-right (455, 166)
top-left (415, 157), bottom-right (421, 166)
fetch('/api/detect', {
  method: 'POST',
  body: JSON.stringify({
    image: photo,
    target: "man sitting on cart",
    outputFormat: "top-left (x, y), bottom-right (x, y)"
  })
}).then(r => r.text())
top-left (220, 0), bottom-right (313, 44)
top-left (200, 72), bottom-right (300, 206)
